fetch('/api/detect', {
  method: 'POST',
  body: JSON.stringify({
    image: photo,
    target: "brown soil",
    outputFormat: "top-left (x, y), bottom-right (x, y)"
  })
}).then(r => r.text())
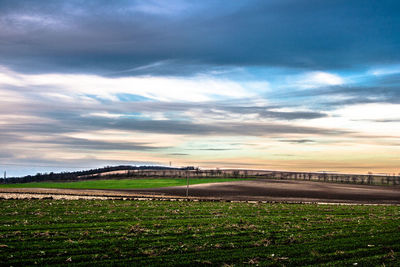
top-left (0, 188), bottom-right (175, 200)
top-left (1, 179), bottom-right (399, 204)
top-left (130, 179), bottom-right (400, 204)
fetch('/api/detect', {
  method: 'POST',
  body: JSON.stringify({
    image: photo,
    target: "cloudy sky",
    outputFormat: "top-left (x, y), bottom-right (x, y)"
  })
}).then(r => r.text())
top-left (1, 0), bottom-right (400, 176)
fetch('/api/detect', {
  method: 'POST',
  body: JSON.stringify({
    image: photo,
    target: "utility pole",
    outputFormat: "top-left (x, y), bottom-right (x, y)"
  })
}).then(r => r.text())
top-left (186, 170), bottom-right (189, 199)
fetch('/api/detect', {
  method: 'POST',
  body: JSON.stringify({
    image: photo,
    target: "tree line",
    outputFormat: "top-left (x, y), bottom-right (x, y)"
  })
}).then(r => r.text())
top-left (1, 165), bottom-right (194, 184)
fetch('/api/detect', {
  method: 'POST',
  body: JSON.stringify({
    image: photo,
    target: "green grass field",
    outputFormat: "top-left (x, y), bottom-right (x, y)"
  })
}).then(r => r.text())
top-left (0, 199), bottom-right (399, 266)
top-left (0, 178), bottom-right (240, 189)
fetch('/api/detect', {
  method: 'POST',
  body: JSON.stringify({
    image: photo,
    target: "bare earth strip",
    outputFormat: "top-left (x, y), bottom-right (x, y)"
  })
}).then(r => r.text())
top-left (1, 179), bottom-right (399, 204)
top-left (131, 179), bottom-right (400, 204)
top-left (0, 188), bottom-right (179, 201)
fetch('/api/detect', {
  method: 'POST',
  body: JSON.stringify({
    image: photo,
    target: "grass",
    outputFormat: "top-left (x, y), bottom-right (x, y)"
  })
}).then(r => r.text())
top-left (0, 177), bottom-right (242, 189)
top-left (0, 199), bottom-right (399, 266)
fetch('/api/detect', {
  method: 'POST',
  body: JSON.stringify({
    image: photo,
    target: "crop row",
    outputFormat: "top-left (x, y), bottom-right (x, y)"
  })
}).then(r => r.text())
top-left (0, 199), bottom-right (399, 266)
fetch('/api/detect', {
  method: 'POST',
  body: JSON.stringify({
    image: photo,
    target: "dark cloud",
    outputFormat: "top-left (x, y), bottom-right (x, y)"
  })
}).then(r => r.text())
top-left (278, 139), bottom-right (316, 144)
top-left (269, 73), bottom-right (400, 108)
top-left (106, 100), bottom-right (327, 120)
top-left (167, 153), bottom-right (189, 156)
top-left (187, 148), bottom-right (239, 151)
top-left (0, 83), bottom-right (329, 121)
top-left (1, 0), bottom-right (399, 75)
top-left (3, 115), bottom-right (349, 137)
top-left (0, 151), bottom-right (13, 159)
top-left (0, 87), bottom-right (348, 147)
top-left (372, 119), bottom-right (400, 123)
top-left (323, 85), bottom-right (400, 107)
top-left (40, 137), bottom-right (169, 151)
top-left (222, 106), bottom-right (327, 120)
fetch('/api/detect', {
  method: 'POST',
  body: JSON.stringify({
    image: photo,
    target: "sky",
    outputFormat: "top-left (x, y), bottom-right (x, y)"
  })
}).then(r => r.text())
top-left (1, 0), bottom-right (400, 176)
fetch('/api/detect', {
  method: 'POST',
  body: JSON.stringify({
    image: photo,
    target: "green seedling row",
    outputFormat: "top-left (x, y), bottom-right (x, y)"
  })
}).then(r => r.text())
top-left (0, 199), bottom-right (399, 266)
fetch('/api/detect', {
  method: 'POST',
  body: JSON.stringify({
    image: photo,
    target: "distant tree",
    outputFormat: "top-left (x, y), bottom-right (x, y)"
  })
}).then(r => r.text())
top-left (367, 174), bottom-right (373, 185)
